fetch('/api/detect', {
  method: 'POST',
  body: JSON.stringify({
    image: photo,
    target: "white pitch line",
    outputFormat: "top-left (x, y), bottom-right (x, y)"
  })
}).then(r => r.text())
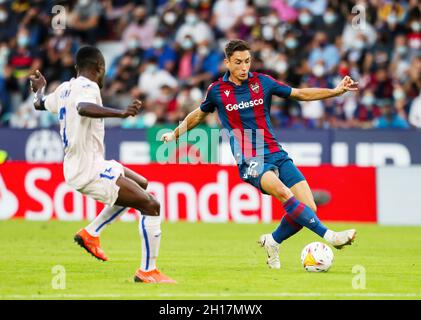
top-left (1, 292), bottom-right (420, 299)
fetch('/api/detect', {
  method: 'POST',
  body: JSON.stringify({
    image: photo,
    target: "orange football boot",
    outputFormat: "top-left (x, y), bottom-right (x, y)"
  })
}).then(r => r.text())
top-left (74, 228), bottom-right (108, 261)
top-left (134, 269), bottom-right (176, 284)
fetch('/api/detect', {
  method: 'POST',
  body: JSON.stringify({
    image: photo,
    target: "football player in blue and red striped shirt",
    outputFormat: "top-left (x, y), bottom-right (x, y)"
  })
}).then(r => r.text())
top-left (161, 40), bottom-right (359, 269)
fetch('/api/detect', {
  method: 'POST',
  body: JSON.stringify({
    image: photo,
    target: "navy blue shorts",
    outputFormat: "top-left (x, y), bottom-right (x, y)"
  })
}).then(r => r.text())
top-left (238, 150), bottom-right (305, 194)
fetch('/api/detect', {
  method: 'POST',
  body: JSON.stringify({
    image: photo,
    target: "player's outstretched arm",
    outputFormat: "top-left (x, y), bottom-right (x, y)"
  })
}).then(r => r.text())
top-left (161, 107), bottom-right (208, 143)
top-left (290, 75), bottom-right (359, 101)
top-left (29, 70), bottom-right (47, 111)
top-left (77, 100), bottom-right (142, 118)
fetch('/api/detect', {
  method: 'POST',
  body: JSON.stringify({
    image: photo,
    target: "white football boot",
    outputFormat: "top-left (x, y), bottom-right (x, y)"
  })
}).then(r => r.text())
top-left (326, 229), bottom-right (357, 249)
top-left (258, 234), bottom-right (280, 269)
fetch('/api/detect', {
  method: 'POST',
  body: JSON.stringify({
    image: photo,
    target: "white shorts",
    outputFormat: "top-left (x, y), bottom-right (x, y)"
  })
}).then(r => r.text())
top-left (78, 160), bottom-right (125, 206)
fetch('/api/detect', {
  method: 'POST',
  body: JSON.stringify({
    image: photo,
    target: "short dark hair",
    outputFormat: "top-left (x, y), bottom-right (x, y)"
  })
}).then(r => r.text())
top-left (76, 46), bottom-right (103, 70)
top-left (224, 39), bottom-right (251, 59)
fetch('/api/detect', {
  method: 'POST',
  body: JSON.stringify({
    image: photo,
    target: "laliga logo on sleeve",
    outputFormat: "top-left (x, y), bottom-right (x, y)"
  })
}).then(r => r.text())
top-left (0, 174), bottom-right (18, 219)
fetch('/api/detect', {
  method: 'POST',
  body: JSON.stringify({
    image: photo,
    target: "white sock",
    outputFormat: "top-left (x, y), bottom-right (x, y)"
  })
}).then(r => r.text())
top-left (139, 215), bottom-right (161, 272)
top-left (323, 229), bottom-right (335, 243)
top-left (85, 205), bottom-right (128, 237)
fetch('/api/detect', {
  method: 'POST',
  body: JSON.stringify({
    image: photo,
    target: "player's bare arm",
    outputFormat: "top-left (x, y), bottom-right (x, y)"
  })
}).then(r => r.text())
top-left (77, 100), bottom-right (142, 119)
top-left (161, 107), bottom-right (208, 143)
top-left (29, 70), bottom-right (47, 111)
top-left (290, 75), bottom-right (359, 101)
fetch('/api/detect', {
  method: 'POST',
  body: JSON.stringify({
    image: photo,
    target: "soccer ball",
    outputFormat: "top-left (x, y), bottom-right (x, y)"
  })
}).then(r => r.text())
top-left (301, 242), bottom-right (334, 272)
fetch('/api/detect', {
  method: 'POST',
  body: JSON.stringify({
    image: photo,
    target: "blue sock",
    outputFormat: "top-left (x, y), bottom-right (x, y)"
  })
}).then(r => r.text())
top-left (281, 196), bottom-right (328, 238)
top-left (272, 214), bottom-right (303, 244)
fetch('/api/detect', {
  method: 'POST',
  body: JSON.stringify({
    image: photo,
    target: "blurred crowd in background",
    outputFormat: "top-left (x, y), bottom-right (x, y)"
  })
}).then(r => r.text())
top-left (0, 0), bottom-right (420, 130)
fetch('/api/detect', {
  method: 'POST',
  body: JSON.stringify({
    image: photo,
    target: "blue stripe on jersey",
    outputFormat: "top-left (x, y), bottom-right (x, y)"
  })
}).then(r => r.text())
top-left (213, 83), bottom-right (244, 162)
top-left (238, 84), bottom-right (269, 156)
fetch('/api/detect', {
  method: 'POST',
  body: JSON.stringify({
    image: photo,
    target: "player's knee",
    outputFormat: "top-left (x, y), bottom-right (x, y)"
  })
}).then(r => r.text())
top-left (148, 194), bottom-right (160, 216)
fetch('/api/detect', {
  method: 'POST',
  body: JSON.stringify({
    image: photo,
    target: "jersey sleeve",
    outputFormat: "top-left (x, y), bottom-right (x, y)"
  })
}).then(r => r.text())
top-left (44, 90), bottom-right (59, 114)
top-left (263, 74), bottom-right (292, 98)
top-left (199, 84), bottom-right (217, 113)
top-left (74, 82), bottom-right (100, 105)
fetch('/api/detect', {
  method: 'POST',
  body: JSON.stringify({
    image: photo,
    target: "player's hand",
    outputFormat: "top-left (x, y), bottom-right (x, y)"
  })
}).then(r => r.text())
top-left (160, 131), bottom-right (176, 143)
top-left (121, 100), bottom-right (142, 118)
top-left (335, 75), bottom-right (359, 95)
top-left (29, 70), bottom-right (46, 93)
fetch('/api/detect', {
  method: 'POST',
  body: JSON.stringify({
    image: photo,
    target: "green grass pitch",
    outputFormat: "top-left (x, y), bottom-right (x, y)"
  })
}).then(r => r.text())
top-left (0, 220), bottom-right (420, 300)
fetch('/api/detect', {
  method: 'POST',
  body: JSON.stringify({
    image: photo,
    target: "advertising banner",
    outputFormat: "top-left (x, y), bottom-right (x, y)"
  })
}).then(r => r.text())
top-left (1, 128), bottom-right (421, 167)
top-left (0, 163), bottom-right (377, 223)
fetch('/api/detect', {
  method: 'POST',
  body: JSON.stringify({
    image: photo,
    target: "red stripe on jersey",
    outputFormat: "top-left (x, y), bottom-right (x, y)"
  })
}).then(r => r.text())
top-left (220, 82), bottom-right (256, 158)
top-left (249, 74), bottom-right (281, 153)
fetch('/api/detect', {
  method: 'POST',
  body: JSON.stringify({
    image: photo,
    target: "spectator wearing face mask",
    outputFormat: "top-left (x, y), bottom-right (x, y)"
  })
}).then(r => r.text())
top-left (176, 36), bottom-right (197, 83)
top-left (370, 29), bottom-right (399, 69)
top-left (188, 41), bottom-right (223, 89)
top-left (143, 34), bottom-right (178, 74)
top-left (390, 35), bottom-right (411, 83)
top-left (308, 32), bottom-right (340, 74)
top-left (393, 83), bottom-right (410, 120)
top-left (373, 99), bottom-right (410, 129)
top-left (122, 5), bottom-right (158, 50)
top-left (377, 0), bottom-right (406, 28)
top-left (138, 58), bottom-right (178, 101)
top-left (344, 33), bottom-right (369, 76)
top-left (8, 28), bottom-right (41, 100)
top-left (368, 67), bottom-right (394, 100)
top-left (172, 83), bottom-right (204, 123)
top-left (273, 53), bottom-right (289, 81)
top-left (236, 5), bottom-right (259, 41)
top-left (294, 8), bottom-right (316, 49)
top-left (342, 13), bottom-right (377, 52)
top-left (352, 90), bottom-right (381, 128)
top-left (319, 6), bottom-right (345, 43)
top-left (305, 60), bottom-right (333, 88)
top-left (107, 34), bottom-right (144, 82)
top-left (159, 8), bottom-right (183, 39)
top-left (108, 54), bottom-right (140, 97)
top-left (175, 6), bottom-right (214, 46)
top-left (406, 13), bottom-right (421, 52)
top-left (282, 31), bottom-right (306, 86)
